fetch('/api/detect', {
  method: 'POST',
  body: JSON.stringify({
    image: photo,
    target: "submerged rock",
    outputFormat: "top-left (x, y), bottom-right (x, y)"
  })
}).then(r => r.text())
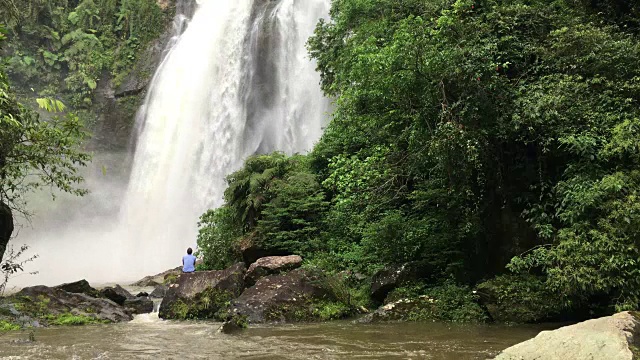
top-left (159, 263), bottom-right (246, 320)
top-left (245, 255), bottom-right (303, 286)
top-left (100, 285), bottom-right (134, 306)
top-left (232, 268), bottom-right (334, 324)
top-left (5, 285), bottom-right (132, 325)
top-left (493, 311), bottom-right (640, 360)
top-left (54, 280), bottom-right (101, 298)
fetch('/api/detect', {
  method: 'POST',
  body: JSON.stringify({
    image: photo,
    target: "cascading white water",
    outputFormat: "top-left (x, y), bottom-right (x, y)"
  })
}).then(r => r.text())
top-left (8, 0), bottom-right (330, 287)
top-left (119, 0), bottom-right (330, 276)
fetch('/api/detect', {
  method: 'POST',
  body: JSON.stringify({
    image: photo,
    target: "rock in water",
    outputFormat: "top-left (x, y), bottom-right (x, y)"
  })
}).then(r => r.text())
top-left (100, 285), bottom-right (134, 306)
top-left (159, 263), bottom-right (246, 320)
top-left (124, 298), bottom-right (154, 314)
top-left (232, 268), bottom-right (334, 324)
top-left (493, 311), bottom-right (640, 360)
top-left (245, 255), bottom-right (303, 286)
top-left (54, 280), bottom-right (101, 298)
top-left (217, 313), bottom-right (249, 334)
top-left (7, 286), bottom-right (132, 324)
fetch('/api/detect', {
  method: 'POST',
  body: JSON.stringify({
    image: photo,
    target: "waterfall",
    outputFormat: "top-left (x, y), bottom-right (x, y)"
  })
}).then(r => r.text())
top-left (118, 0), bottom-right (330, 275)
top-left (8, 0), bottom-right (330, 287)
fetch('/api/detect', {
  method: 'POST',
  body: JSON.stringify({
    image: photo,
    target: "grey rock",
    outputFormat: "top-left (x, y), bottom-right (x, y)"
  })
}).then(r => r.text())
top-left (159, 263), bottom-right (246, 320)
top-left (54, 280), bottom-right (100, 298)
top-left (370, 264), bottom-right (417, 303)
top-left (150, 285), bottom-right (168, 299)
top-left (124, 298), bottom-right (154, 315)
top-left (232, 268), bottom-right (334, 324)
top-left (493, 311), bottom-right (640, 360)
top-left (245, 255), bottom-right (303, 286)
top-left (100, 285), bottom-right (134, 306)
top-left (11, 285), bottom-right (132, 324)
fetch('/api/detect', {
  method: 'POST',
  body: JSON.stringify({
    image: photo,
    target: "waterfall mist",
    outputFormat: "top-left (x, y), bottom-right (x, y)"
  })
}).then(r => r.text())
top-left (8, 0), bottom-right (330, 288)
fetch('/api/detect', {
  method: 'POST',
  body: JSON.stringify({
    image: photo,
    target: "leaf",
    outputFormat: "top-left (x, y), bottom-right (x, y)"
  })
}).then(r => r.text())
top-left (68, 12), bottom-right (79, 25)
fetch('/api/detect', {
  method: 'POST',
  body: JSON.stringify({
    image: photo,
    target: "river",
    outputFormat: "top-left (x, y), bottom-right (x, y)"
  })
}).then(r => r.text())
top-left (0, 314), bottom-right (552, 359)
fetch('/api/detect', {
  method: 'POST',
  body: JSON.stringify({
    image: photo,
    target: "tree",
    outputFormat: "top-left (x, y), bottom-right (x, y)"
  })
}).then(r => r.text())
top-left (0, 25), bottom-right (91, 261)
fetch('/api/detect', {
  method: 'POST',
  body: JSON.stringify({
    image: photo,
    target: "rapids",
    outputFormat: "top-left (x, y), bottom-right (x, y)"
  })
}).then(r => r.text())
top-left (0, 316), bottom-right (553, 359)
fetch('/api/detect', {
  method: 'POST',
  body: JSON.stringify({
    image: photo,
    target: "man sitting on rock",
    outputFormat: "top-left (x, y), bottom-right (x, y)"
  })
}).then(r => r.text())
top-left (182, 247), bottom-right (197, 273)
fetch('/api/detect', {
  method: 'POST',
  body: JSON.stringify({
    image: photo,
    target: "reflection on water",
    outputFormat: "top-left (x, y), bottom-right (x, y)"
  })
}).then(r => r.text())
top-left (0, 316), bottom-right (553, 359)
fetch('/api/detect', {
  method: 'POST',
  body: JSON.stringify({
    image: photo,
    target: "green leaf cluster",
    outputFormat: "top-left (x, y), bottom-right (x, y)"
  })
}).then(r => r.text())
top-left (1, 0), bottom-right (171, 108)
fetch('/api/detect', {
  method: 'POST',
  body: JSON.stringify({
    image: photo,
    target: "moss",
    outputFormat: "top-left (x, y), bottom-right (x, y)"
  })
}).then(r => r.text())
top-left (45, 313), bottom-right (108, 326)
top-left (0, 320), bottom-right (20, 331)
top-left (168, 288), bottom-right (233, 320)
top-left (264, 298), bottom-right (355, 323)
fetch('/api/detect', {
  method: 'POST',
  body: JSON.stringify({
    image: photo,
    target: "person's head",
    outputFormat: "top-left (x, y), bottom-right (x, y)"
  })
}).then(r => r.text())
top-left (187, 247), bottom-right (193, 255)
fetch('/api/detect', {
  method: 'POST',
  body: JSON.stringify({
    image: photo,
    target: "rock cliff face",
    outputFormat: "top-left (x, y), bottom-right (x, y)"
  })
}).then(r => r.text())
top-left (493, 312), bottom-right (640, 360)
top-left (0, 202), bottom-right (12, 261)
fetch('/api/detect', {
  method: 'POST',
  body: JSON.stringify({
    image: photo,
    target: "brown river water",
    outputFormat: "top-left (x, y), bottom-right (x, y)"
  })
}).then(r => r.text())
top-left (0, 313), bottom-right (554, 359)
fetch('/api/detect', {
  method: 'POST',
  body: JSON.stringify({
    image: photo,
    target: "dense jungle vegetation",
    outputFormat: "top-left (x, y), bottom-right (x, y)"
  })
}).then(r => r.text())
top-left (197, 0), bottom-right (640, 322)
top-left (0, 0), bottom-right (173, 129)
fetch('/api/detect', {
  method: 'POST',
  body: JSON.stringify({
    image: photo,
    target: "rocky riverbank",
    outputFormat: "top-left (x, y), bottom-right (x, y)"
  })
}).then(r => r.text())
top-left (0, 280), bottom-right (153, 330)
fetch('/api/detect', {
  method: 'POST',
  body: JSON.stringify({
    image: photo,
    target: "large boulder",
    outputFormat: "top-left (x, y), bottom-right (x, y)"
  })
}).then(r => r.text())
top-left (245, 255), bottom-right (303, 286)
top-left (370, 264), bottom-right (417, 303)
top-left (4, 285), bottom-right (132, 325)
top-left (54, 280), bottom-right (101, 298)
top-left (100, 285), bottom-right (134, 306)
top-left (159, 263), bottom-right (246, 320)
top-left (0, 201), bottom-right (12, 260)
top-left (231, 268), bottom-right (335, 324)
top-left (493, 312), bottom-right (640, 360)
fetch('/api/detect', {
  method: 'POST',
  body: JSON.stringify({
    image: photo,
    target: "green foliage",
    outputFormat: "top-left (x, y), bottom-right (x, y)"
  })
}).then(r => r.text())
top-left (196, 207), bottom-right (241, 270)
top-left (476, 274), bottom-right (566, 323)
top-left (199, 153), bottom-right (329, 267)
top-left (382, 281), bottom-right (488, 323)
top-left (304, 0), bottom-right (640, 316)
top-left (2, 0), bottom-right (171, 108)
top-left (0, 320), bottom-right (20, 331)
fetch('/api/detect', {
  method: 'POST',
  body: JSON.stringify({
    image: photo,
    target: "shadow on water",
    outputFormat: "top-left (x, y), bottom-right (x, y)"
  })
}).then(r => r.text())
top-left (0, 317), bottom-right (558, 359)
